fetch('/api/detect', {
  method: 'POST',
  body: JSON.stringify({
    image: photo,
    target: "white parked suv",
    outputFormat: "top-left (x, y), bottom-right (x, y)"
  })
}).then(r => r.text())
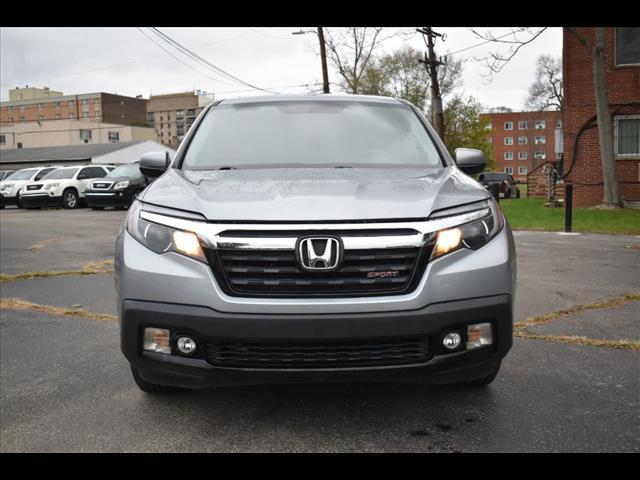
top-left (20, 165), bottom-right (112, 209)
top-left (0, 166), bottom-right (59, 208)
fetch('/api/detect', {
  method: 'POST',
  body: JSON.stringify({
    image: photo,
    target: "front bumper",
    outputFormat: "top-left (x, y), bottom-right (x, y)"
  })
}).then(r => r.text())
top-left (85, 190), bottom-right (134, 208)
top-left (19, 193), bottom-right (62, 208)
top-left (0, 194), bottom-right (17, 207)
top-left (122, 295), bottom-right (512, 389)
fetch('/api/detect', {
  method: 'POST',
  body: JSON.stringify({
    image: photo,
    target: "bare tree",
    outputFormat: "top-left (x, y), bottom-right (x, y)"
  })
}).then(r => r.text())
top-left (324, 27), bottom-right (386, 94)
top-left (472, 27), bottom-right (622, 207)
top-left (525, 55), bottom-right (563, 111)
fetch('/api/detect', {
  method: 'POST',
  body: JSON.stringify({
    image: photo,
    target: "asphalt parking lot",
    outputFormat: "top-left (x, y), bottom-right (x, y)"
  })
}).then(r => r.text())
top-left (1, 206), bottom-right (638, 452)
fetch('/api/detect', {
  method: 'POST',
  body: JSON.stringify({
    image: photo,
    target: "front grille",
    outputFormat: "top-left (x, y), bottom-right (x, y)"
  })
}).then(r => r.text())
top-left (208, 245), bottom-right (428, 297)
top-left (205, 337), bottom-right (432, 369)
top-left (26, 184), bottom-right (42, 191)
top-left (92, 182), bottom-right (113, 190)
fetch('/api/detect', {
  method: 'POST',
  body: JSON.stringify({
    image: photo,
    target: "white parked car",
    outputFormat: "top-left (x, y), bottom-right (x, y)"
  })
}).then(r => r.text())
top-left (0, 166), bottom-right (59, 208)
top-left (20, 165), bottom-right (111, 209)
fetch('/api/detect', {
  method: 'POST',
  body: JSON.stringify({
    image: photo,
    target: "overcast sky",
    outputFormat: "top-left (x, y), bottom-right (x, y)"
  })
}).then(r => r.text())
top-left (0, 27), bottom-right (562, 110)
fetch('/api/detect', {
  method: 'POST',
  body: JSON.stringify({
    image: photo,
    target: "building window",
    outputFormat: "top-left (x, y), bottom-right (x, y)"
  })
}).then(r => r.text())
top-left (518, 136), bottom-right (528, 145)
top-left (615, 27), bottom-right (640, 66)
top-left (82, 99), bottom-right (88, 105)
top-left (79, 129), bottom-right (92, 141)
top-left (94, 98), bottom-right (100, 105)
top-left (187, 109), bottom-right (196, 117)
top-left (83, 112), bottom-right (89, 118)
top-left (504, 136), bottom-right (514, 145)
top-left (556, 120), bottom-right (562, 129)
top-left (55, 114), bottom-right (61, 119)
top-left (518, 151), bottom-right (528, 160)
top-left (160, 115), bottom-right (163, 122)
top-left (37, 103), bottom-right (43, 110)
top-left (8, 117), bottom-right (13, 125)
top-left (535, 120), bottom-right (546, 129)
top-left (20, 116), bottom-right (26, 122)
top-left (504, 152), bottom-right (513, 160)
top-left (518, 166), bottom-right (528, 175)
top-left (7, 105), bottom-right (13, 112)
top-left (69, 112), bottom-right (76, 119)
top-left (614, 115), bottom-right (640, 157)
top-left (176, 110), bottom-right (184, 120)
top-left (37, 115), bottom-right (44, 121)
top-left (55, 101), bottom-right (61, 109)
top-left (504, 167), bottom-right (513, 174)
top-left (0, 135), bottom-right (5, 145)
top-left (534, 135), bottom-right (546, 144)
top-left (19, 105), bottom-right (25, 112)
top-left (485, 121), bottom-right (492, 130)
top-left (17, 142), bottom-right (23, 149)
top-left (518, 120), bottom-right (527, 129)
top-left (68, 100), bottom-right (75, 107)
top-left (94, 109), bottom-right (100, 117)
top-left (167, 112), bottom-right (171, 121)
top-left (108, 131), bottom-right (120, 143)
top-left (504, 122), bottom-right (513, 130)
top-left (147, 113), bottom-right (155, 125)
top-left (534, 151), bottom-right (546, 160)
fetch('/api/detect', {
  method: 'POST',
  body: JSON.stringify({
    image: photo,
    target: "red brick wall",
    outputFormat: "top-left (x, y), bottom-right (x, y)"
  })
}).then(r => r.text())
top-left (481, 111), bottom-right (561, 183)
top-left (563, 27), bottom-right (640, 207)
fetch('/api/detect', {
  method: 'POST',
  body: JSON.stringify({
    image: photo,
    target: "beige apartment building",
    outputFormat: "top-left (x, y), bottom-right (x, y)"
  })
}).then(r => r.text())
top-left (8, 86), bottom-right (64, 101)
top-left (146, 90), bottom-right (215, 147)
top-left (0, 119), bottom-right (158, 150)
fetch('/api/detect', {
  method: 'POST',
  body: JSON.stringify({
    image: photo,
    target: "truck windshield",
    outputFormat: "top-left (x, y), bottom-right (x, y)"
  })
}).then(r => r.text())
top-left (5, 169), bottom-right (37, 181)
top-left (106, 164), bottom-right (141, 178)
top-left (182, 101), bottom-right (444, 170)
top-left (42, 168), bottom-right (79, 180)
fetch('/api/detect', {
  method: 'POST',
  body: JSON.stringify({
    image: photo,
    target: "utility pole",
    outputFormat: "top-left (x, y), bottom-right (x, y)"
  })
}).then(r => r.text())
top-left (293, 28), bottom-right (330, 94)
top-left (417, 27), bottom-right (445, 141)
top-left (317, 27), bottom-right (330, 94)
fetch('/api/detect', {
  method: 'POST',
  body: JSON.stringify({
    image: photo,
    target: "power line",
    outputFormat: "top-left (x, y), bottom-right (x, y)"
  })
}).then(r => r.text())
top-left (0, 29), bottom-right (266, 88)
top-left (149, 27), bottom-right (277, 94)
top-left (447, 30), bottom-right (528, 57)
top-left (136, 28), bottom-right (240, 88)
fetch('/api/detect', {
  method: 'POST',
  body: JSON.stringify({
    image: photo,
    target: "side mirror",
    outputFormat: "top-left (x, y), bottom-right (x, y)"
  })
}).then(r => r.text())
top-left (140, 151), bottom-right (171, 178)
top-left (454, 148), bottom-right (487, 175)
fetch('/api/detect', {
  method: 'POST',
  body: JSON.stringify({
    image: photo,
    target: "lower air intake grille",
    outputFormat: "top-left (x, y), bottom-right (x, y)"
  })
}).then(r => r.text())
top-left (205, 337), bottom-right (432, 369)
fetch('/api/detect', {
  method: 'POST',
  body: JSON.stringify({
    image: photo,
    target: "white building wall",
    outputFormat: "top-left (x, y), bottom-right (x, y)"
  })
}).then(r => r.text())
top-left (91, 140), bottom-right (176, 165)
top-left (0, 120), bottom-right (158, 150)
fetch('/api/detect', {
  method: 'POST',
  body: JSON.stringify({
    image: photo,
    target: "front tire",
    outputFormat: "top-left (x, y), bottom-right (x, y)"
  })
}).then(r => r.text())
top-left (16, 191), bottom-right (23, 208)
top-left (130, 365), bottom-right (181, 394)
top-left (62, 188), bottom-right (79, 209)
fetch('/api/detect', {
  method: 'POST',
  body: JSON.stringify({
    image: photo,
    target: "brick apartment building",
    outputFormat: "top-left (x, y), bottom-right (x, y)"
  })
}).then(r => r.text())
top-left (0, 88), bottom-right (148, 128)
top-left (481, 110), bottom-right (562, 182)
top-left (146, 90), bottom-right (215, 148)
top-left (562, 27), bottom-right (640, 207)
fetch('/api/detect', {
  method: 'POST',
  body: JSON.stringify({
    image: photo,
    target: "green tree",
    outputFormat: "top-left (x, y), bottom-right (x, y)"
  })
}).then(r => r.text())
top-left (359, 46), bottom-right (463, 114)
top-left (443, 95), bottom-right (496, 171)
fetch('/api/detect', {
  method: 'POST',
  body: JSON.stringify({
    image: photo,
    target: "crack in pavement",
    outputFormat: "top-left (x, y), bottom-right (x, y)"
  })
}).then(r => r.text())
top-left (514, 292), bottom-right (640, 351)
top-left (0, 259), bottom-right (114, 283)
top-left (0, 297), bottom-right (117, 322)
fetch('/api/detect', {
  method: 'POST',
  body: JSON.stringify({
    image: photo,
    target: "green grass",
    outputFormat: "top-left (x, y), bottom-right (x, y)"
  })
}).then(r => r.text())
top-left (500, 196), bottom-right (640, 234)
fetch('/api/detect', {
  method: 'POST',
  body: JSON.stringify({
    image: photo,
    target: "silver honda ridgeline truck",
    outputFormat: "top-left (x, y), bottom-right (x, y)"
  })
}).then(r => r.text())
top-left (115, 95), bottom-right (516, 393)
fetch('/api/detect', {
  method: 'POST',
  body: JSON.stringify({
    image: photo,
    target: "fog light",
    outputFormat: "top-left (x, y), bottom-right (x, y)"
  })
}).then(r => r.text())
top-left (442, 331), bottom-right (462, 350)
top-left (176, 336), bottom-right (197, 355)
top-left (467, 323), bottom-right (493, 349)
top-left (143, 327), bottom-right (171, 354)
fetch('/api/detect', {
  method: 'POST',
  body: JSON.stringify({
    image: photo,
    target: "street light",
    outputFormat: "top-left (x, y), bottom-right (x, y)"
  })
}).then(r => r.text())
top-left (292, 27), bottom-right (330, 94)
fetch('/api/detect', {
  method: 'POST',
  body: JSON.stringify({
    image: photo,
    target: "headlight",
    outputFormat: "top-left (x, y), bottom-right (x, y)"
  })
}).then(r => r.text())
top-left (430, 198), bottom-right (504, 259)
top-left (126, 201), bottom-right (206, 262)
top-left (114, 180), bottom-right (130, 190)
top-left (45, 183), bottom-right (60, 190)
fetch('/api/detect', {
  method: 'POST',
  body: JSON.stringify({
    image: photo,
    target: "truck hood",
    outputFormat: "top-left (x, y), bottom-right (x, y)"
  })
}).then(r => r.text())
top-left (140, 166), bottom-right (490, 222)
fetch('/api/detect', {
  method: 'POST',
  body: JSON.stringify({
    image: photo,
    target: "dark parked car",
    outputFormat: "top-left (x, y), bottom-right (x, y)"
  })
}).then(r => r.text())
top-left (85, 162), bottom-right (152, 210)
top-left (478, 172), bottom-right (520, 199)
